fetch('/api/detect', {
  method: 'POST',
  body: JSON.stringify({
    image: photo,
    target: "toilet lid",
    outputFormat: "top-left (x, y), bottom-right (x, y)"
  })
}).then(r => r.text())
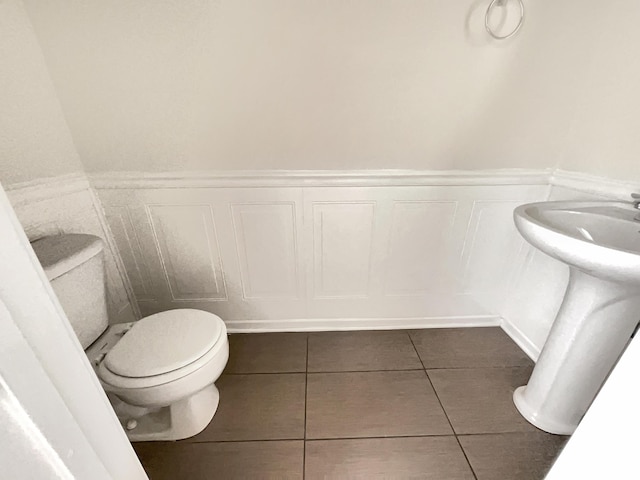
top-left (104, 309), bottom-right (224, 378)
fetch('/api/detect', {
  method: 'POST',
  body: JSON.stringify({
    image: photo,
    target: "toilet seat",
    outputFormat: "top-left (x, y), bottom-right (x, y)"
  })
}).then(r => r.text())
top-left (98, 309), bottom-right (227, 390)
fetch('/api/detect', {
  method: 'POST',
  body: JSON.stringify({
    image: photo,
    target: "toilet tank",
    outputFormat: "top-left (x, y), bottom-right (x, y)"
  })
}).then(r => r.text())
top-left (31, 234), bottom-right (109, 349)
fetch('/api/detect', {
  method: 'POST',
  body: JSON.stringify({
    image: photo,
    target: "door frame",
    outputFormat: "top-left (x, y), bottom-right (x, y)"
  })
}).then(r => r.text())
top-left (0, 182), bottom-right (146, 479)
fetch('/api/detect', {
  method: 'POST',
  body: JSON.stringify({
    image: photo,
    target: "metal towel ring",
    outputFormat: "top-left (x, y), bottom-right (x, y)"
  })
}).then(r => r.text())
top-left (485, 0), bottom-right (525, 40)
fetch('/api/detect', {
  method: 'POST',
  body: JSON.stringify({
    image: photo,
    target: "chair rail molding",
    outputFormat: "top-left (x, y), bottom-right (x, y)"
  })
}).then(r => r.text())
top-left (4, 172), bottom-right (90, 206)
top-left (89, 168), bottom-right (552, 189)
top-left (550, 169), bottom-right (640, 200)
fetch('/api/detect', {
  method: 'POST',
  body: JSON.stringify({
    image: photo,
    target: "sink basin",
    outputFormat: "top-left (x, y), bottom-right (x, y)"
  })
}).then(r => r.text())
top-left (515, 202), bottom-right (640, 284)
top-left (512, 201), bottom-right (640, 435)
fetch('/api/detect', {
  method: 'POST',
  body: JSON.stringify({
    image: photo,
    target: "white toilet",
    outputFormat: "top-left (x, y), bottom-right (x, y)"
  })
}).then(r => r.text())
top-left (30, 233), bottom-right (229, 442)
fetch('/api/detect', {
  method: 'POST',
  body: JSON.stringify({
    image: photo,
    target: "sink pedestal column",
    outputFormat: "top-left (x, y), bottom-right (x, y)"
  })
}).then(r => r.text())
top-left (514, 268), bottom-right (640, 435)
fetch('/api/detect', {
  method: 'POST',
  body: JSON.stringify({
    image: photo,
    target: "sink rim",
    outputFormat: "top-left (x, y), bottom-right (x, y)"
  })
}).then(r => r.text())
top-left (514, 200), bottom-right (640, 284)
top-left (515, 200), bottom-right (640, 257)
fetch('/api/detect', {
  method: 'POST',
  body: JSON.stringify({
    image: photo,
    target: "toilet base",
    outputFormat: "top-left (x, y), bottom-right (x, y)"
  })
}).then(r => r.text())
top-left (112, 383), bottom-right (220, 442)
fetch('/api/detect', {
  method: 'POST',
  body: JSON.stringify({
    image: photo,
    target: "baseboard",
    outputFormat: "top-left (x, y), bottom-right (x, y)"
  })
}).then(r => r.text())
top-left (225, 315), bottom-right (501, 333)
top-left (500, 317), bottom-right (541, 361)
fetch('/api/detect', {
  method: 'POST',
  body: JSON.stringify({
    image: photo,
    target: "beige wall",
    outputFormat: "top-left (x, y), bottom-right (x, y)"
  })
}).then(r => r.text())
top-left (8, 0), bottom-right (639, 181)
top-left (21, 0), bottom-right (595, 173)
top-left (0, 0), bottom-right (83, 186)
top-left (559, 1), bottom-right (640, 182)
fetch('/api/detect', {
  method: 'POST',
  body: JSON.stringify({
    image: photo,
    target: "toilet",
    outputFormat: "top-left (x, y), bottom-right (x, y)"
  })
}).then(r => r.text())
top-left (30, 233), bottom-right (229, 442)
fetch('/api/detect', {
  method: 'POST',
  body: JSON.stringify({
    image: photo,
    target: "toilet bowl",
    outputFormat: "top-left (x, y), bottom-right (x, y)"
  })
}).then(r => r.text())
top-left (87, 309), bottom-right (229, 441)
top-left (30, 234), bottom-right (229, 442)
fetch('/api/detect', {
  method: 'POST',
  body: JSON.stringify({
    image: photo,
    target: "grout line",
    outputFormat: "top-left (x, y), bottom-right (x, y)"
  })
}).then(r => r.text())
top-left (224, 371), bottom-right (307, 375)
top-left (178, 433), bottom-right (464, 445)
top-left (426, 377), bottom-right (479, 480)
top-left (406, 331), bottom-right (479, 480)
top-left (456, 431), bottom-right (562, 438)
top-left (181, 437), bottom-right (306, 444)
top-left (303, 334), bottom-right (309, 479)
top-left (303, 433), bottom-right (461, 442)
top-left (307, 368), bottom-right (424, 374)
top-left (452, 433), bottom-right (478, 480)
top-left (177, 430), bottom-right (549, 446)
top-left (223, 364), bottom-right (532, 376)
top-left (224, 368), bottom-right (426, 376)
top-left (423, 364), bottom-right (533, 370)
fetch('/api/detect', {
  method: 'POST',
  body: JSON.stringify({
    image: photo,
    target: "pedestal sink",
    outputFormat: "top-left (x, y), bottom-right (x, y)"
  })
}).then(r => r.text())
top-left (513, 201), bottom-right (640, 435)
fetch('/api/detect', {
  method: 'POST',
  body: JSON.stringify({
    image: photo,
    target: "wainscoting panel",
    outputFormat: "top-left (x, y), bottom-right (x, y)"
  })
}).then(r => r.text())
top-left (148, 204), bottom-right (226, 301)
top-left (384, 200), bottom-right (458, 295)
top-left (312, 202), bottom-right (375, 299)
top-left (100, 187), bottom-right (307, 320)
top-left (231, 202), bottom-right (299, 299)
top-left (462, 200), bottom-right (528, 307)
top-left (93, 171), bottom-right (550, 329)
top-left (103, 205), bottom-right (153, 301)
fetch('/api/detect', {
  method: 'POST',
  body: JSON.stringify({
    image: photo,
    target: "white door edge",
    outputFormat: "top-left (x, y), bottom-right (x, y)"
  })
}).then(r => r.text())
top-left (0, 182), bottom-right (147, 479)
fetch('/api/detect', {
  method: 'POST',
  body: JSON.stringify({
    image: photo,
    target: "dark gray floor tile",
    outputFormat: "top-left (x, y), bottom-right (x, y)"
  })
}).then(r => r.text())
top-left (459, 432), bottom-right (568, 480)
top-left (410, 327), bottom-right (533, 369)
top-left (307, 330), bottom-right (422, 372)
top-left (134, 440), bottom-right (303, 480)
top-left (184, 374), bottom-right (306, 442)
top-left (225, 332), bottom-right (307, 373)
top-left (306, 370), bottom-right (452, 439)
top-left (428, 367), bottom-right (536, 434)
top-left (305, 436), bottom-right (475, 479)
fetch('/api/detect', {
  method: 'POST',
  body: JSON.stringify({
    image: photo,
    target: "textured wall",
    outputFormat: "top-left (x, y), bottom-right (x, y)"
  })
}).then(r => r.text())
top-left (21, 0), bottom-right (593, 173)
top-left (0, 0), bottom-right (83, 186)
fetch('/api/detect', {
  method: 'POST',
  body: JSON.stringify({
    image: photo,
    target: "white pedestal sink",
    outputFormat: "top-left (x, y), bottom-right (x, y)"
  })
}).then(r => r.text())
top-left (513, 201), bottom-right (640, 435)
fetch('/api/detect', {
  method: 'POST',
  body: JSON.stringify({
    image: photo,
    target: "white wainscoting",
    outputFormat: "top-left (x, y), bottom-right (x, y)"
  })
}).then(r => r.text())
top-left (8, 169), bottom-right (632, 356)
top-left (93, 170), bottom-right (552, 332)
top-left (4, 173), bottom-right (139, 325)
top-left (4, 169), bottom-right (635, 358)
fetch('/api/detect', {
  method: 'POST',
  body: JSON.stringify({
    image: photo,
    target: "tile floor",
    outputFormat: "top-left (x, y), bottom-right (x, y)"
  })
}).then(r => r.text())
top-left (134, 327), bottom-right (568, 479)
